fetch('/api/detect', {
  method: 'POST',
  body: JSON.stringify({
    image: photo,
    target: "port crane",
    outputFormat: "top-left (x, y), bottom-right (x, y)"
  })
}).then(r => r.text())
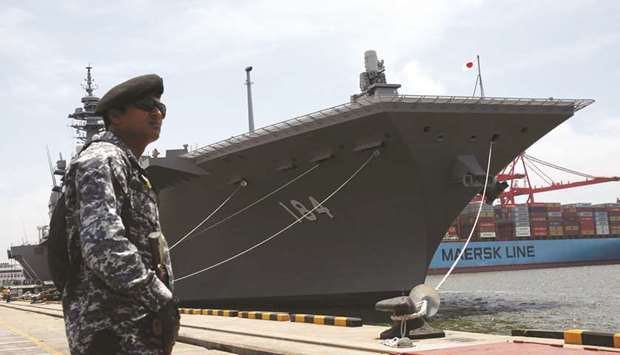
top-left (489, 153), bottom-right (620, 206)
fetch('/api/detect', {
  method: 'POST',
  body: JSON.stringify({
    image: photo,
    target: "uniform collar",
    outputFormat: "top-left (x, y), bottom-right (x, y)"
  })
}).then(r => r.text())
top-left (92, 131), bottom-right (144, 171)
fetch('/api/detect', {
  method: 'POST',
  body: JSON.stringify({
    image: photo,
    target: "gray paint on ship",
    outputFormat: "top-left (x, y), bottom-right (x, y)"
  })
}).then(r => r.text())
top-left (151, 100), bottom-right (579, 306)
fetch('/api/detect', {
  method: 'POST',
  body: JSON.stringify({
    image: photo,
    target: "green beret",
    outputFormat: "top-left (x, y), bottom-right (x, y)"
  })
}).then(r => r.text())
top-left (95, 74), bottom-right (164, 115)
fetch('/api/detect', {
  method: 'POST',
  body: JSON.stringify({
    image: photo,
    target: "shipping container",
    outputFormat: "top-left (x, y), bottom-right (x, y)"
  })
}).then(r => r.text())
top-left (449, 201), bottom-right (620, 244)
top-left (548, 228), bottom-right (564, 236)
top-left (596, 225), bottom-right (611, 235)
top-left (564, 203), bottom-right (592, 208)
top-left (515, 226), bottom-right (531, 237)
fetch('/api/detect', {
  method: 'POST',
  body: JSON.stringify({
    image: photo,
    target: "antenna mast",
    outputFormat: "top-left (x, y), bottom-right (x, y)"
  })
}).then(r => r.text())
top-left (245, 66), bottom-right (255, 132)
top-left (83, 64), bottom-right (97, 96)
top-left (472, 55), bottom-right (485, 97)
top-left (477, 55), bottom-right (485, 97)
top-left (45, 145), bottom-right (58, 188)
top-left (69, 65), bottom-right (105, 144)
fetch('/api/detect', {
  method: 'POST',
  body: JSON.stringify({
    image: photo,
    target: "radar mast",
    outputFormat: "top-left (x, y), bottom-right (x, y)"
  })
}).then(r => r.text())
top-left (69, 65), bottom-right (105, 144)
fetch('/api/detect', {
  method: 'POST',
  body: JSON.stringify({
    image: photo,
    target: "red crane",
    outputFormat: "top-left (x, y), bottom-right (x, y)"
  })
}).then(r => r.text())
top-left (494, 153), bottom-right (620, 206)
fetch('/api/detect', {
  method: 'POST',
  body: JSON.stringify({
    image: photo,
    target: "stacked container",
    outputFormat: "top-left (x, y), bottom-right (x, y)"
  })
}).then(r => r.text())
top-left (448, 201), bottom-right (620, 242)
top-left (607, 205), bottom-right (620, 235)
top-left (564, 203), bottom-right (595, 235)
top-left (443, 223), bottom-right (459, 240)
top-left (561, 205), bottom-right (580, 236)
top-left (528, 203), bottom-right (549, 237)
top-left (495, 205), bottom-right (515, 240)
top-left (546, 203), bottom-right (563, 236)
top-left (578, 207), bottom-right (595, 236)
top-left (457, 203), bottom-right (496, 239)
top-left (512, 204), bottom-right (531, 237)
top-left (593, 205), bottom-right (610, 235)
top-left (478, 203), bottom-right (497, 239)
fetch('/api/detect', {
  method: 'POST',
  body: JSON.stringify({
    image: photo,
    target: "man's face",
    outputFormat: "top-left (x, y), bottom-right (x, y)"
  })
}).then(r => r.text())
top-left (111, 97), bottom-right (165, 144)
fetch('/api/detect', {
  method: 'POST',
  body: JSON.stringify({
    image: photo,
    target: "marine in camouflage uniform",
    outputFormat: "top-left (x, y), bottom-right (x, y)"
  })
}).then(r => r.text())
top-left (62, 74), bottom-right (177, 355)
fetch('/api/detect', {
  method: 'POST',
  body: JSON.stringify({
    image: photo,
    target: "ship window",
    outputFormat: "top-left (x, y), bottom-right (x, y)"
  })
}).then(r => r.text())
top-left (435, 133), bottom-right (445, 143)
top-left (520, 127), bottom-right (528, 133)
top-left (469, 135), bottom-right (477, 142)
top-left (423, 126), bottom-right (431, 133)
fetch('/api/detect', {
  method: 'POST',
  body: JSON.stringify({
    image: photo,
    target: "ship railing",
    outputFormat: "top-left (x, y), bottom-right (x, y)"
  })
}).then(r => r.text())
top-left (184, 95), bottom-right (594, 161)
top-left (185, 99), bottom-right (369, 160)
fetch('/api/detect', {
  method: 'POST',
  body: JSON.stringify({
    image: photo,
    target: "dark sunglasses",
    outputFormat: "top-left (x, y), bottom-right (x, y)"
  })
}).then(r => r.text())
top-left (133, 97), bottom-right (166, 117)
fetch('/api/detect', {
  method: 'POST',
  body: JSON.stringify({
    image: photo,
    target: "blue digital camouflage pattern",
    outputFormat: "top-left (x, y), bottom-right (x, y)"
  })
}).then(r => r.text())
top-left (62, 130), bottom-right (174, 355)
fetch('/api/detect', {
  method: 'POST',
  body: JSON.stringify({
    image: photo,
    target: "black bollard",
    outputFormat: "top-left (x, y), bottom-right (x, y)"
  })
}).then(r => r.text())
top-left (379, 317), bottom-right (445, 340)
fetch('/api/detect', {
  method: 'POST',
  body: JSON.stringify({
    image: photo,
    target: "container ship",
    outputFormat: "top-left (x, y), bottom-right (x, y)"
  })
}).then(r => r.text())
top-left (429, 202), bottom-right (620, 273)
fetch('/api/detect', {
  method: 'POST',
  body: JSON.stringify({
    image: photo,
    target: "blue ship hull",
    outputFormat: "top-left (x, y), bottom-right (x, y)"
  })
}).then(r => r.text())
top-left (429, 236), bottom-right (620, 273)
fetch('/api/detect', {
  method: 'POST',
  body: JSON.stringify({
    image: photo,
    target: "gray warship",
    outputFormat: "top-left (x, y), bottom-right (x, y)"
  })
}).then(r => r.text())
top-left (146, 51), bottom-right (592, 307)
top-left (9, 52), bottom-right (592, 309)
top-left (8, 66), bottom-right (105, 283)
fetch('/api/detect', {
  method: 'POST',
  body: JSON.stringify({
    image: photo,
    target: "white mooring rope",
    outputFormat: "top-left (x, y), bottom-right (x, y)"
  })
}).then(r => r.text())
top-left (175, 150), bottom-right (379, 283)
top-left (381, 140), bottom-right (495, 350)
top-left (170, 185), bottom-right (243, 251)
top-left (191, 164), bottom-right (321, 239)
top-left (169, 163), bottom-right (321, 251)
top-left (435, 140), bottom-right (495, 290)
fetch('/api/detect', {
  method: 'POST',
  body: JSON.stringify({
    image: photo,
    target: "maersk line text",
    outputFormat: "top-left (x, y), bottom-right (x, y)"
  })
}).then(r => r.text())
top-left (441, 245), bottom-right (536, 262)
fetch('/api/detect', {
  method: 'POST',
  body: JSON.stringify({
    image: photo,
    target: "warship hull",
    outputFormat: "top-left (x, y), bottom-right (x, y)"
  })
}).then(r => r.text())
top-left (148, 95), bottom-right (590, 307)
top-left (8, 242), bottom-right (51, 282)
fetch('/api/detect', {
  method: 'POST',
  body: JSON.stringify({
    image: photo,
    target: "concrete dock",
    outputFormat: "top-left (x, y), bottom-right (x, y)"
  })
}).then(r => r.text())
top-left (0, 302), bottom-right (617, 354)
top-left (0, 303), bottom-right (226, 354)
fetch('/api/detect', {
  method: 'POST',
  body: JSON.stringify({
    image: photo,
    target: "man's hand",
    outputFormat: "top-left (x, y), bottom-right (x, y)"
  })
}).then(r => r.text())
top-left (153, 299), bottom-right (180, 354)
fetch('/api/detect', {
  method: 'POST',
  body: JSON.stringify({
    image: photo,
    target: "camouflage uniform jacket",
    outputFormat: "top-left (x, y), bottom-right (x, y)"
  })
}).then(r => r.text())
top-left (62, 130), bottom-right (173, 352)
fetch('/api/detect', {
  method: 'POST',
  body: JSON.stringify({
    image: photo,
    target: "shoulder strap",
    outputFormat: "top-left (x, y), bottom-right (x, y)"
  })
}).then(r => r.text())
top-left (78, 137), bottom-right (99, 155)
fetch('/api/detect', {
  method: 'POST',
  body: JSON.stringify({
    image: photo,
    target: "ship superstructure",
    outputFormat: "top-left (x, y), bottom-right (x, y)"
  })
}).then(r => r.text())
top-left (69, 65), bottom-right (105, 145)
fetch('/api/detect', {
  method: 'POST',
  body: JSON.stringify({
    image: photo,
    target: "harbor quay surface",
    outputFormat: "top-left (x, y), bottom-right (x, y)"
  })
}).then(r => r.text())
top-left (1, 302), bottom-right (619, 354)
top-left (0, 303), bottom-right (226, 354)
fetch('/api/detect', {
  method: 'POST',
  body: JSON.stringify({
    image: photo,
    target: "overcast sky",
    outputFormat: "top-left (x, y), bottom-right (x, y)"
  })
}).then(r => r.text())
top-left (1, 0), bottom-right (619, 259)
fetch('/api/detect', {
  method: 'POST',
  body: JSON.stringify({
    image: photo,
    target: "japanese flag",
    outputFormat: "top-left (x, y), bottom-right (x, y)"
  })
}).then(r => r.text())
top-left (464, 60), bottom-right (476, 71)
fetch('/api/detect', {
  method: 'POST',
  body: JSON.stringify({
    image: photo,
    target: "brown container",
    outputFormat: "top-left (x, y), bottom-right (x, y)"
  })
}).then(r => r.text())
top-left (528, 202), bottom-right (547, 208)
top-left (563, 224), bottom-right (580, 236)
top-left (548, 227), bottom-right (564, 236)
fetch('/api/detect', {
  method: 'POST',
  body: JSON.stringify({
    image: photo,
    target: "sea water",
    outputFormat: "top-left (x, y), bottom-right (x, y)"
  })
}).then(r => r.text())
top-left (424, 264), bottom-right (620, 334)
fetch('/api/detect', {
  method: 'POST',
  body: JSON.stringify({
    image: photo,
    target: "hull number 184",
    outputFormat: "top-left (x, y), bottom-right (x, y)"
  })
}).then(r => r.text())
top-left (278, 196), bottom-right (334, 221)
